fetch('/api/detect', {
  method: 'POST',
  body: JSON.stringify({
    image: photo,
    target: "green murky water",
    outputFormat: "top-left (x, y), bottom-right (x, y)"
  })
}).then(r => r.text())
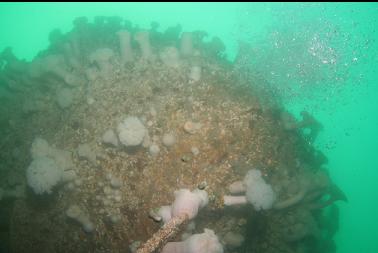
top-left (0, 3), bottom-right (377, 253)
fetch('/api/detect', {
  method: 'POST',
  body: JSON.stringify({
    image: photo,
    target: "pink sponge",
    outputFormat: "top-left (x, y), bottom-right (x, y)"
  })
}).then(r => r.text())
top-left (171, 189), bottom-right (208, 220)
top-left (156, 188), bottom-right (208, 223)
top-left (162, 228), bottom-right (223, 253)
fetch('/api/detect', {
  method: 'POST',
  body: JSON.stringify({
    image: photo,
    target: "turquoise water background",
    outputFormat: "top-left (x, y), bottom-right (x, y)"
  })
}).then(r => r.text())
top-left (1, 3), bottom-right (377, 252)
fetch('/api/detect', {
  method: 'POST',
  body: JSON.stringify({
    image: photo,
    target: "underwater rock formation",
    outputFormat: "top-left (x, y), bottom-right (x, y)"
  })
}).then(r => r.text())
top-left (0, 15), bottom-right (345, 253)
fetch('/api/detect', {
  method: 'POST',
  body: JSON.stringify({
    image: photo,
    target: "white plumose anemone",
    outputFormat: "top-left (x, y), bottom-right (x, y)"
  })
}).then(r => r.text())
top-left (26, 156), bottom-right (62, 195)
top-left (117, 116), bottom-right (147, 147)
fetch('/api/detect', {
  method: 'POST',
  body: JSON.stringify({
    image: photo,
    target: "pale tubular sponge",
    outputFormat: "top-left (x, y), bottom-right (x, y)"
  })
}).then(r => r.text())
top-left (44, 54), bottom-right (78, 86)
top-left (88, 48), bottom-right (114, 76)
top-left (223, 231), bottom-right (245, 249)
top-left (84, 66), bottom-right (99, 82)
top-left (180, 32), bottom-right (194, 57)
top-left (189, 66), bottom-right (201, 82)
top-left (62, 42), bottom-right (81, 70)
top-left (117, 30), bottom-right (134, 64)
top-left (160, 47), bottom-right (181, 68)
top-left (66, 205), bottom-right (95, 233)
top-left (28, 54), bottom-right (79, 86)
top-left (134, 31), bottom-right (154, 61)
top-left (228, 181), bottom-right (246, 194)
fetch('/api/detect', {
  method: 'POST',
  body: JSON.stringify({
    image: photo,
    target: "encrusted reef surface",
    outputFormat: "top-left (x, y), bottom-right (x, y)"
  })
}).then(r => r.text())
top-left (0, 16), bottom-right (345, 253)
